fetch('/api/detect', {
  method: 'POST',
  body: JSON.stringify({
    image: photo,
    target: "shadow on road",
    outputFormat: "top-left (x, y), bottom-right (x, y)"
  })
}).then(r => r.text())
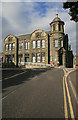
top-left (2, 68), bottom-right (53, 91)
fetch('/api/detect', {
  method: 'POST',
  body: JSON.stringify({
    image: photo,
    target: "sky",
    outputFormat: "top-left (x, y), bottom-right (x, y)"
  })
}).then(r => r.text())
top-left (0, 0), bottom-right (77, 55)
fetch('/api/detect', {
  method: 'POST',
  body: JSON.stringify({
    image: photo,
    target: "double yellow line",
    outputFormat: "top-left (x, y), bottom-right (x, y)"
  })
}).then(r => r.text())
top-left (63, 69), bottom-right (75, 119)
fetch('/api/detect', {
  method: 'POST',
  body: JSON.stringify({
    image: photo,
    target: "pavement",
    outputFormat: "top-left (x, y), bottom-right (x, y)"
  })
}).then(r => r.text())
top-left (1, 68), bottom-right (78, 119)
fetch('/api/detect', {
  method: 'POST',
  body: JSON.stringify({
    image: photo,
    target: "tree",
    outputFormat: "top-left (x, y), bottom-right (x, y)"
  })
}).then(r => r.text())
top-left (63, 2), bottom-right (78, 22)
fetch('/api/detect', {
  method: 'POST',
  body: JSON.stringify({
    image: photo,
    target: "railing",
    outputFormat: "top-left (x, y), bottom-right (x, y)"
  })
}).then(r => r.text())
top-left (21, 62), bottom-right (52, 67)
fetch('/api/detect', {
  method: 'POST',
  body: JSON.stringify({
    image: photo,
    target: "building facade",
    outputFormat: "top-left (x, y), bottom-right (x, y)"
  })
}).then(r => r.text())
top-left (3, 14), bottom-right (73, 68)
top-left (73, 55), bottom-right (78, 68)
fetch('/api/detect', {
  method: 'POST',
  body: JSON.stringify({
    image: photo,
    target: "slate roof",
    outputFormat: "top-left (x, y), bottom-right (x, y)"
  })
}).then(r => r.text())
top-left (16, 31), bottom-right (51, 40)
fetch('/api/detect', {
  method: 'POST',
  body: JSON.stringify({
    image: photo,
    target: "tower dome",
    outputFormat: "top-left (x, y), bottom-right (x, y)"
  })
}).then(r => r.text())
top-left (50, 14), bottom-right (65, 33)
top-left (53, 14), bottom-right (61, 22)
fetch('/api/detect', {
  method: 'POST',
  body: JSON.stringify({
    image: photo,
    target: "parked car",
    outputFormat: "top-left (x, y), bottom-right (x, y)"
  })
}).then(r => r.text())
top-left (75, 65), bottom-right (78, 68)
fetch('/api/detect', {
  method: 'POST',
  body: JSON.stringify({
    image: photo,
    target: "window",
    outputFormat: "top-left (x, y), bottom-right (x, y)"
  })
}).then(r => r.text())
top-left (37, 40), bottom-right (40, 48)
top-left (53, 24), bottom-right (55, 31)
top-left (25, 42), bottom-right (29, 50)
top-left (55, 40), bottom-right (58, 47)
top-left (9, 44), bottom-right (11, 50)
top-left (42, 40), bottom-right (45, 48)
top-left (42, 52), bottom-right (45, 62)
top-left (5, 57), bottom-right (8, 63)
top-left (18, 54), bottom-right (22, 63)
top-left (28, 42), bottom-right (29, 49)
top-left (25, 42), bottom-right (27, 49)
top-left (25, 54), bottom-right (29, 62)
top-left (19, 43), bottom-right (23, 50)
top-left (37, 53), bottom-right (40, 62)
top-left (12, 57), bottom-right (14, 63)
top-left (55, 25), bottom-right (58, 31)
top-left (12, 43), bottom-right (15, 50)
top-left (60, 41), bottom-right (63, 47)
top-left (50, 56), bottom-right (52, 61)
top-left (32, 41), bottom-right (35, 49)
top-left (5, 44), bottom-right (8, 51)
top-left (32, 53), bottom-right (36, 62)
top-left (58, 24), bottom-right (61, 31)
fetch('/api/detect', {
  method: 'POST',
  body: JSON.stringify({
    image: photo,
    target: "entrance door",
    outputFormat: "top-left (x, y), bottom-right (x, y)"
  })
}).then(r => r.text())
top-left (25, 57), bottom-right (29, 62)
top-left (59, 53), bottom-right (63, 65)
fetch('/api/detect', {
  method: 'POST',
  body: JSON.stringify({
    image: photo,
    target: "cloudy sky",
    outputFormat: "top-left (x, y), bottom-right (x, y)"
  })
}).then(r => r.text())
top-left (0, 0), bottom-right (76, 55)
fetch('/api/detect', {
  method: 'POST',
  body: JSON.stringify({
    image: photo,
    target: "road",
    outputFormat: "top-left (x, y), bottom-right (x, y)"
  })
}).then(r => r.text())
top-left (1, 68), bottom-right (78, 119)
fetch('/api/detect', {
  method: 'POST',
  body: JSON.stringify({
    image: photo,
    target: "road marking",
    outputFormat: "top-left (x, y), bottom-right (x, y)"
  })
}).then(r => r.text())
top-left (3, 71), bottom-right (27, 80)
top-left (65, 76), bottom-right (75, 119)
top-left (63, 68), bottom-right (67, 74)
top-left (0, 90), bottom-right (17, 101)
top-left (69, 80), bottom-right (78, 104)
top-left (63, 76), bottom-right (68, 119)
top-left (63, 68), bottom-right (76, 119)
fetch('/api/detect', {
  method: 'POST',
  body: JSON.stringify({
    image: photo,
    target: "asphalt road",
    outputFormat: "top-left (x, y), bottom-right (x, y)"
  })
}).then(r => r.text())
top-left (67, 69), bottom-right (78, 118)
top-left (2, 68), bottom-right (78, 119)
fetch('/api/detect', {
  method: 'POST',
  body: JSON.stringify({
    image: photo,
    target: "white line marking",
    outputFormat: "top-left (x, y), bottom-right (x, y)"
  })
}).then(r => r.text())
top-left (0, 90), bottom-right (16, 101)
top-left (69, 80), bottom-right (78, 104)
top-left (3, 71), bottom-right (27, 80)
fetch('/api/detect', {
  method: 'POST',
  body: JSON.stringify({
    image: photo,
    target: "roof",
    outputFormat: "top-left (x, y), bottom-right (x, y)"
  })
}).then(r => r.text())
top-left (50, 14), bottom-right (64, 25)
top-left (46, 31), bottom-right (51, 35)
top-left (53, 17), bottom-right (61, 22)
top-left (16, 34), bottom-right (31, 40)
top-left (16, 31), bottom-right (51, 40)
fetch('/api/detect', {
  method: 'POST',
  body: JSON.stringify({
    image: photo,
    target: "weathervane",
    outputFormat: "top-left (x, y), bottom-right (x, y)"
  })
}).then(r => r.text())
top-left (56, 6), bottom-right (57, 14)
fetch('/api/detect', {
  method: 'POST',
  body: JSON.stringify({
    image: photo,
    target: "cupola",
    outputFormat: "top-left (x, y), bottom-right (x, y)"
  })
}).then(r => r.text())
top-left (50, 14), bottom-right (65, 33)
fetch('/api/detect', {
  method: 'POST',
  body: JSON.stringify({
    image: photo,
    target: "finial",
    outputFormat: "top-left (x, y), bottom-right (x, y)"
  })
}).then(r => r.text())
top-left (56, 14), bottom-right (58, 17)
top-left (56, 7), bottom-right (58, 17)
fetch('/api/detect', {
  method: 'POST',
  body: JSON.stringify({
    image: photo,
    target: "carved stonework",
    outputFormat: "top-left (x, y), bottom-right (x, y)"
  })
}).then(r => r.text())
top-left (8, 37), bottom-right (13, 42)
top-left (36, 32), bottom-right (42, 38)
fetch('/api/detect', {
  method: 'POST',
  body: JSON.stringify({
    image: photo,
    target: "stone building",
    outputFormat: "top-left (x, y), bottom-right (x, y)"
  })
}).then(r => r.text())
top-left (73, 55), bottom-right (78, 68)
top-left (3, 14), bottom-right (73, 68)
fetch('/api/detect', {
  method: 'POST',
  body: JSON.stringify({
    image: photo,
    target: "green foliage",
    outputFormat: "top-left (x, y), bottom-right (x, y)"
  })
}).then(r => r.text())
top-left (2, 62), bottom-right (16, 68)
top-left (63, 2), bottom-right (78, 22)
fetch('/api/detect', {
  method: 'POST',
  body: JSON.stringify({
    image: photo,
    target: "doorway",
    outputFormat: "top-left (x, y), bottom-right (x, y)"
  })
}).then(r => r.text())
top-left (25, 57), bottom-right (29, 62)
top-left (25, 54), bottom-right (29, 63)
top-left (59, 53), bottom-right (63, 65)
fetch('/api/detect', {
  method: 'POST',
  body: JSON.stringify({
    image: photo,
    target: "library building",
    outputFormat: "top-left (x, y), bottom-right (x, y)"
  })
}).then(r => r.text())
top-left (3, 14), bottom-right (73, 68)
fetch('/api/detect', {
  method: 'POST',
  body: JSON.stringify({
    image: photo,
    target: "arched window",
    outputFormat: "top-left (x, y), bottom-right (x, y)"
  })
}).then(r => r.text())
top-left (53, 24), bottom-right (55, 31)
top-left (32, 53), bottom-right (36, 62)
top-left (12, 43), bottom-right (15, 50)
top-left (5, 44), bottom-right (8, 51)
top-left (9, 44), bottom-right (11, 50)
top-left (55, 25), bottom-right (58, 31)
top-left (42, 40), bottom-right (45, 48)
top-left (60, 41), bottom-right (63, 47)
top-left (32, 41), bottom-right (35, 49)
top-left (58, 24), bottom-right (61, 31)
top-left (37, 40), bottom-right (40, 48)
top-left (55, 40), bottom-right (58, 47)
